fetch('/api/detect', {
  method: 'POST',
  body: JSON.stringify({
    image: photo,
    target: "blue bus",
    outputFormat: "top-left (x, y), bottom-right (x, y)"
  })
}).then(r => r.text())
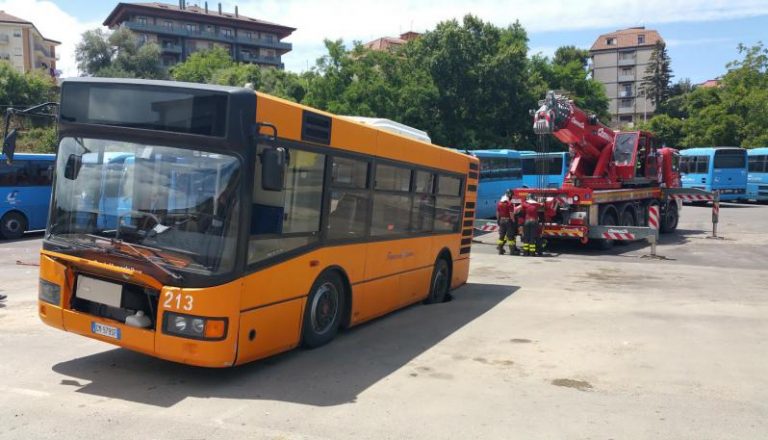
top-left (679, 147), bottom-right (747, 201)
top-left (747, 147), bottom-right (768, 202)
top-left (0, 153), bottom-right (55, 239)
top-left (468, 149), bottom-right (523, 218)
top-left (521, 152), bottom-right (569, 189)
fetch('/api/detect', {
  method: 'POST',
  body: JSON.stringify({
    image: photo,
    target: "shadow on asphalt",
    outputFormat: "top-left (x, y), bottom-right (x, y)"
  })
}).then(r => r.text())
top-left (0, 230), bottom-right (45, 243)
top-left (51, 282), bottom-right (517, 408)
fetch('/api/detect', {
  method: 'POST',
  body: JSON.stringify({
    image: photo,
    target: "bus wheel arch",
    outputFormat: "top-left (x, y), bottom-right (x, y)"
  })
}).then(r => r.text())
top-left (322, 266), bottom-right (353, 329)
top-left (301, 268), bottom-right (348, 349)
top-left (425, 248), bottom-right (452, 304)
top-left (0, 210), bottom-right (28, 240)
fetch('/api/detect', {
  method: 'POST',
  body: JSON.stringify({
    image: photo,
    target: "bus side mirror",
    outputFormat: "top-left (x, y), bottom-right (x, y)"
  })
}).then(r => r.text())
top-left (261, 147), bottom-right (286, 191)
top-left (2, 129), bottom-right (17, 164)
top-left (64, 154), bottom-right (83, 180)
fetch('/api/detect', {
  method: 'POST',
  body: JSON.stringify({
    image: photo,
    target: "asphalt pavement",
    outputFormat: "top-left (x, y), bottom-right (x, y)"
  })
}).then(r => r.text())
top-left (0, 203), bottom-right (766, 439)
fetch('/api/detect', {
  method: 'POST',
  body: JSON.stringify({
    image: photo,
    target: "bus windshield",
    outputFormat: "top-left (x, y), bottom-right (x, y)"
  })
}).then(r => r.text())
top-left (48, 137), bottom-right (241, 275)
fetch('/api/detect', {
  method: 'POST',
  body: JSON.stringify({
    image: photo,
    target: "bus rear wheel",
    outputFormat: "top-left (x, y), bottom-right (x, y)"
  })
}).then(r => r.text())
top-left (425, 257), bottom-right (451, 304)
top-left (302, 271), bottom-right (345, 349)
top-left (0, 212), bottom-right (27, 240)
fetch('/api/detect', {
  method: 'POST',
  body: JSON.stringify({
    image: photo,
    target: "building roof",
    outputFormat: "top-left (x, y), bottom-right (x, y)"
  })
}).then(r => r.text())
top-left (590, 26), bottom-right (663, 52)
top-left (364, 36), bottom-right (406, 51)
top-left (699, 79), bottom-right (721, 88)
top-left (0, 10), bottom-right (31, 24)
top-left (0, 10), bottom-right (61, 44)
top-left (103, 2), bottom-right (295, 38)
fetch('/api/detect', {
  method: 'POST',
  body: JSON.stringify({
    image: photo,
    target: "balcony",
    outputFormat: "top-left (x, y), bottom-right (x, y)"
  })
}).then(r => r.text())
top-left (34, 43), bottom-right (54, 59)
top-left (236, 35), bottom-right (292, 52)
top-left (618, 74), bottom-right (635, 82)
top-left (123, 21), bottom-right (291, 52)
top-left (160, 44), bottom-right (182, 54)
top-left (618, 57), bottom-right (636, 66)
top-left (239, 52), bottom-right (282, 66)
top-left (619, 90), bottom-right (635, 98)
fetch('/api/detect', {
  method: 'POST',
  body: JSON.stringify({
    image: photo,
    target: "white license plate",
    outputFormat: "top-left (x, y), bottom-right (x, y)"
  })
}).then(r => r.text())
top-left (91, 322), bottom-right (121, 340)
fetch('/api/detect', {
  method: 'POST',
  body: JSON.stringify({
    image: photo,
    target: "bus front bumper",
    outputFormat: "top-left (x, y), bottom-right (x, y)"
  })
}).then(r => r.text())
top-left (39, 302), bottom-right (238, 368)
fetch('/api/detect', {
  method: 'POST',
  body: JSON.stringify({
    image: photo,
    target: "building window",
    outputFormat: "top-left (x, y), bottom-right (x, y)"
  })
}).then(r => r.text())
top-left (606, 37), bottom-right (617, 46)
top-left (619, 116), bottom-right (633, 123)
top-left (620, 98), bottom-right (634, 108)
top-left (136, 16), bottom-right (147, 25)
top-left (620, 83), bottom-right (633, 97)
top-left (205, 25), bottom-right (214, 33)
top-left (220, 28), bottom-right (233, 37)
top-left (619, 51), bottom-right (636, 61)
top-left (244, 31), bottom-right (253, 40)
top-left (621, 67), bottom-right (634, 76)
top-left (637, 34), bottom-right (645, 44)
top-left (163, 20), bottom-right (173, 28)
top-left (186, 23), bottom-right (198, 33)
top-left (13, 31), bottom-right (21, 37)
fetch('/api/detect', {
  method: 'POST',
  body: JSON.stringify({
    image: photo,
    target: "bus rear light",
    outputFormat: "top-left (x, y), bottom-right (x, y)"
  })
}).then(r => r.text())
top-left (39, 279), bottom-right (61, 305)
top-left (163, 312), bottom-right (227, 341)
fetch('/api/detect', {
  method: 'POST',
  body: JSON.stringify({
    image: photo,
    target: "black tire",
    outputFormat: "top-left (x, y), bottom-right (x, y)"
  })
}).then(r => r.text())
top-left (0, 211), bottom-right (27, 240)
top-left (660, 201), bottom-right (679, 233)
top-left (424, 257), bottom-right (451, 304)
top-left (617, 208), bottom-right (636, 245)
top-left (302, 271), bottom-right (345, 349)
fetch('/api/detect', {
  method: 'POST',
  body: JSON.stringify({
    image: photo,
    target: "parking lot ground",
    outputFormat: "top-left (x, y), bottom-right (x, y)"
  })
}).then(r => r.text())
top-left (1, 204), bottom-right (766, 439)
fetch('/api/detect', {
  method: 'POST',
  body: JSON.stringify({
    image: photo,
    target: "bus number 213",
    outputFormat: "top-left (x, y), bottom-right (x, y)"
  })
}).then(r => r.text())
top-left (163, 292), bottom-right (194, 311)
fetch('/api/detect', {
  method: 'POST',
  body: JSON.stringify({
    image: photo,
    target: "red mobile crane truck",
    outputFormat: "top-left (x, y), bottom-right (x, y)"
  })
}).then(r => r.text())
top-left (514, 91), bottom-right (705, 248)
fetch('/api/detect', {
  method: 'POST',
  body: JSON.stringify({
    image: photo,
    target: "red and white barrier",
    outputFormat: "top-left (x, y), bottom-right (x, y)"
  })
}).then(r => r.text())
top-left (478, 223), bottom-right (499, 232)
top-left (602, 229), bottom-right (636, 241)
top-left (672, 194), bottom-right (713, 202)
top-left (648, 205), bottom-right (660, 231)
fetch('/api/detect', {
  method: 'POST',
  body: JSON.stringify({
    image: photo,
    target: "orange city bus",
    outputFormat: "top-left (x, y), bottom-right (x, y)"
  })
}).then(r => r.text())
top-left (37, 78), bottom-right (479, 367)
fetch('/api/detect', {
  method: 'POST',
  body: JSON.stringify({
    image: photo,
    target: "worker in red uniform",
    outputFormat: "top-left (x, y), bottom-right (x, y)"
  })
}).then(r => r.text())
top-left (495, 190), bottom-right (514, 255)
top-left (519, 194), bottom-right (542, 256)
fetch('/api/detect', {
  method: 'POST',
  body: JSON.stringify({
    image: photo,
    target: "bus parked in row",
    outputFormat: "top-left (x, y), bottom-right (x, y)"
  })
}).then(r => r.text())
top-left (680, 147), bottom-right (747, 201)
top-left (0, 153), bottom-right (55, 239)
top-left (30, 78), bottom-right (478, 367)
top-left (521, 151), bottom-right (569, 189)
top-left (468, 149), bottom-right (523, 218)
top-left (747, 147), bottom-right (768, 202)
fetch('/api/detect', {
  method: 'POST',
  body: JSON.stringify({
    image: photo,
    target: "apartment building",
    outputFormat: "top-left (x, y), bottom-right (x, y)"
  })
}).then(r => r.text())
top-left (0, 10), bottom-right (60, 77)
top-left (589, 26), bottom-right (663, 128)
top-left (103, 1), bottom-right (295, 69)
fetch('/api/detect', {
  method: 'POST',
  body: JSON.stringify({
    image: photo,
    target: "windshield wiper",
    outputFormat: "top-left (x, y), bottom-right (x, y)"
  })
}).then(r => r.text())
top-left (82, 234), bottom-right (183, 282)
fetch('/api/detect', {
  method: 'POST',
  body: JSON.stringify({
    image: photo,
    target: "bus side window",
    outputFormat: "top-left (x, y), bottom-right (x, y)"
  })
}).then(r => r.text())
top-left (248, 147), bottom-right (326, 264)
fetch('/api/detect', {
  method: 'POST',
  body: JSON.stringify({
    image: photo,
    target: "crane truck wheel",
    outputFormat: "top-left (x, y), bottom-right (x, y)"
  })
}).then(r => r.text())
top-left (617, 204), bottom-right (637, 245)
top-left (595, 205), bottom-right (619, 250)
top-left (660, 201), bottom-right (679, 233)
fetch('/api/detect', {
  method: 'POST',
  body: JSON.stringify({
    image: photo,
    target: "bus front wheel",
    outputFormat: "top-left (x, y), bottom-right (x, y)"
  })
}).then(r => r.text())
top-left (0, 211), bottom-right (27, 240)
top-left (302, 271), bottom-right (345, 349)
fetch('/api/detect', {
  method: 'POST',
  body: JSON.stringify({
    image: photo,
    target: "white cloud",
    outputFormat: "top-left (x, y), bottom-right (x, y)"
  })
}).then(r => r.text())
top-left (0, 0), bottom-right (99, 78)
top-left (227, 0), bottom-right (768, 71)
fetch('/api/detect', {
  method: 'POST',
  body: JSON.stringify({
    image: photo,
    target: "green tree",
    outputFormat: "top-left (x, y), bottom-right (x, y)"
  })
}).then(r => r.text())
top-left (637, 114), bottom-right (684, 146)
top-left (641, 40), bottom-right (673, 107)
top-left (169, 47), bottom-right (234, 83)
top-left (529, 46), bottom-right (610, 122)
top-left (75, 26), bottom-right (166, 79)
top-left (0, 61), bottom-right (57, 106)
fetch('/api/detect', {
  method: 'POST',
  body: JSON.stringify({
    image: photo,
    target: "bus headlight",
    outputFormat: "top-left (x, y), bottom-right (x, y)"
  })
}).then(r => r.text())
top-left (39, 279), bottom-right (61, 305)
top-left (163, 312), bottom-right (227, 340)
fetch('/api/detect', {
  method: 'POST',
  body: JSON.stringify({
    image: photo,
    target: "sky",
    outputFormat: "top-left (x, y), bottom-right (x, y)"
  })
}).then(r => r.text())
top-left (1, 0), bottom-right (766, 84)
